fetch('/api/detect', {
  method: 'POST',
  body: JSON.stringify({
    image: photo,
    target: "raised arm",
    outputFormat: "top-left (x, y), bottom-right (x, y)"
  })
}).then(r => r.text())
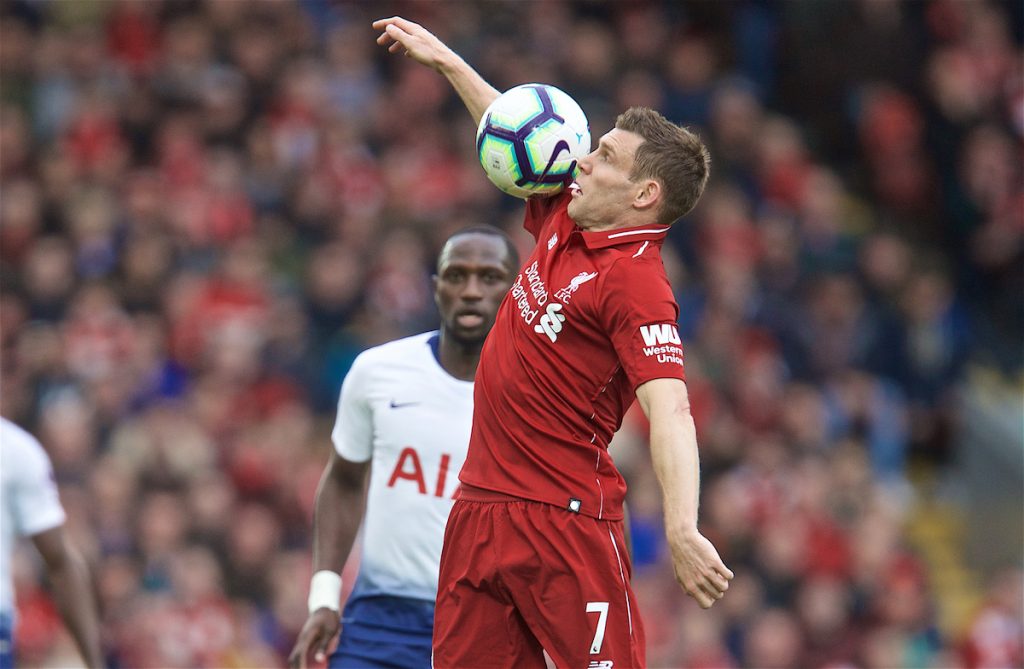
top-left (32, 526), bottom-right (103, 669)
top-left (373, 16), bottom-right (500, 124)
top-left (635, 377), bottom-right (733, 609)
top-left (288, 451), bottom-right (369, 669)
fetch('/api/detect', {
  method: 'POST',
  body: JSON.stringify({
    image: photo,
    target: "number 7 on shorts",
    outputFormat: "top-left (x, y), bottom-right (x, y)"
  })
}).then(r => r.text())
top-left (585, 601), bottom-right (609, 654)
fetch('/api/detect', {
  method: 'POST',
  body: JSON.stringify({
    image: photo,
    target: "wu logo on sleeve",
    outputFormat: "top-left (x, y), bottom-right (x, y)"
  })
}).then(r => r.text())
top-left (638, 324), bottom-right (681, 346)
top-left (638, 323), bottom-right (684, 366)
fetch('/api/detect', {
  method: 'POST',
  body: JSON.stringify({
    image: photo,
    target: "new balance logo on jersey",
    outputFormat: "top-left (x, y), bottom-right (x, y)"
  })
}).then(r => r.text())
top-left (639, 323), bottom-right (681, 346)
top-left (547, 233), bottom-right (558, 250)
top-left (534, 302), bottom-right (565, 342)
top-left (588, 661), bottom-right (614, 669)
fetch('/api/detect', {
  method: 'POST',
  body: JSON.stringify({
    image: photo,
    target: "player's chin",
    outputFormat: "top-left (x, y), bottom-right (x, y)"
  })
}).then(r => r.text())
top-left (449, 326), bottom-right (488, 348)
top-left (566, 197), bottom-right (583, 220)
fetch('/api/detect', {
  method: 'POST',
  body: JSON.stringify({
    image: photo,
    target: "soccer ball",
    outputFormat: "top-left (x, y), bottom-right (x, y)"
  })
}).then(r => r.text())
top-left (475, 84), bottom-right (591, 199)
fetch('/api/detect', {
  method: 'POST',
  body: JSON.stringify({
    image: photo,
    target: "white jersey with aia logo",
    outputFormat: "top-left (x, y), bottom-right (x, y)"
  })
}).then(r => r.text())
top-left (0, 418), bottom-right (66, 619)
top-left (332, 331), bottom-right (472, 603)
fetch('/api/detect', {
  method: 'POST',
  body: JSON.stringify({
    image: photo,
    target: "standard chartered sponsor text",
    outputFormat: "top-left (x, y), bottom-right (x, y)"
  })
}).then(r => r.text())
top-left (512, 261), bottom-right (550, 325)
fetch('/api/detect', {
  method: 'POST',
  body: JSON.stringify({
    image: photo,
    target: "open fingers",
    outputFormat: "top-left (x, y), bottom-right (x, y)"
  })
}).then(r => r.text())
top-left (373, 16), bottom-right (419, 44)
top-left (375, 16), bottom-right (422, 35)
top-left (374, 20), bottom-right (405, 45)
top-left (385, 23), bottom-right (408, 40)
top-left (381, 24), bottom-right (413, 55)
top-left (371, 16), bottom-right (399, 30)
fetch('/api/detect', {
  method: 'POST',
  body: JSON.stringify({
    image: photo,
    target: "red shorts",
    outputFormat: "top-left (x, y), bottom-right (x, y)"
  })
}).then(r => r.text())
top-left (433, 485), bottom-right (645, 668)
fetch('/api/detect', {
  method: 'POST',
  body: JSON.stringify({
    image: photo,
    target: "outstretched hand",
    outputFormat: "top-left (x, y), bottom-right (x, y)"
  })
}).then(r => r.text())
top-left (668, 529), bottom-right (734, 609)
top-left (288, 608), bottom-right (341, 669)
top-left (372, 17), bottom-right (452, 70)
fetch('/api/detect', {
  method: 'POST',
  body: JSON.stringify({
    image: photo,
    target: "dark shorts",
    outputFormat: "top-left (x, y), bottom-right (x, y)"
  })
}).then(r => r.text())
top-left (0, 613), bottom-right (12, 669)
top-left (433, 486), bottom-right (645, 669)
top-left (329, 595), bottom-right (434, 669)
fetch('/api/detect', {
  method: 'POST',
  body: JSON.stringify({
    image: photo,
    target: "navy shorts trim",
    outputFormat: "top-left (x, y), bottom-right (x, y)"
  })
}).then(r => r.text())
top-left (329, 595), bottom-right (434, 669)
top-left (0, 613), bottom-right (13, 669)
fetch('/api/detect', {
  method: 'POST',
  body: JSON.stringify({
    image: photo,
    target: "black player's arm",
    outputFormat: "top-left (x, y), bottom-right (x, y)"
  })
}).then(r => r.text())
top-left (32, 526), bottom-right (103, 668)
top-left (290, 451), bottom-right (370, 669)
top-left (313, 450), bottom-right (370, 576)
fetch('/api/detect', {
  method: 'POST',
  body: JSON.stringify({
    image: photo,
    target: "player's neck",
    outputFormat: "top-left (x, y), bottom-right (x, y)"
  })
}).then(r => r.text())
top-left (437, 332), bottom-right (481, 382)
top-left (573, 210), bottom-right (657, 233)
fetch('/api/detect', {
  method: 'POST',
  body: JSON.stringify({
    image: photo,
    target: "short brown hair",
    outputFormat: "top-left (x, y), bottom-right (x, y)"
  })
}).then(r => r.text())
top-left (615, 107), bottom-right (711, 224)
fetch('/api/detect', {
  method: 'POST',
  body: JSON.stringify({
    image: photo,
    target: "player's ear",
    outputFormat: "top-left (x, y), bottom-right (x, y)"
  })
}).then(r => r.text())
top-left (634, 178), bottom-right (661, 213)
top-left (432, 274), bottom-right (441, 306)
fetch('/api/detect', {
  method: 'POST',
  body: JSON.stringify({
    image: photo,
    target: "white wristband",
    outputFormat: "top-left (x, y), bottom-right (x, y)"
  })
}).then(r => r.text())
top-left (308, 570), bottom-right (342, 615)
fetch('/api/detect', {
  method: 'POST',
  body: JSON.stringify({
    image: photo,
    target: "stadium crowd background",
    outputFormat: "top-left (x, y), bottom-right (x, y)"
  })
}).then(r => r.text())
top-left (1, 0), bottom-right (1021, 667)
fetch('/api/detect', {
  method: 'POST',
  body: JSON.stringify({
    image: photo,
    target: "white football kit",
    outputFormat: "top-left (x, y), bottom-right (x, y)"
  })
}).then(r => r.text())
top-left (332, 331), bottom-right (473, 604)
top-left (0, 418), bottom-right (66, 621)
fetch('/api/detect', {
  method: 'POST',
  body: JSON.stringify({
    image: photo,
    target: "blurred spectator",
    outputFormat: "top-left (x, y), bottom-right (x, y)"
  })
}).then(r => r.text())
top-left (961, 569), bottom-right (1024, 669)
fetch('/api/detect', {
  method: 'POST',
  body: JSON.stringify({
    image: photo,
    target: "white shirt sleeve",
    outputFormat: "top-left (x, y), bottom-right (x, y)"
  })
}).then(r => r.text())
top-left (3, 421), bottom-right (66, 537)
top-left (331, 354), bottom-right (374, 463)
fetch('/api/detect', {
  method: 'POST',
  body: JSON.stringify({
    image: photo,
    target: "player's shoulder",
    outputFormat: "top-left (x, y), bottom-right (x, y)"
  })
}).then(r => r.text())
top-left (591, 244), bottom-right (675, 307)
top-left (350, 331), bottom-right (437, 371)
top-left (601, 241), bottom-right (668, 276)
top-left (357, 331), bottom-right (435, 359)
top-left (0, 418), bottom-right (51, 466)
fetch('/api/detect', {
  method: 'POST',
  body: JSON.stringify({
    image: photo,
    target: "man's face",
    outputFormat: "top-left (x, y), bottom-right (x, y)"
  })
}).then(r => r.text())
top-left (567, 128), bottom-right (646, 230)
top-left (434, 233), bottom-right (516, 347)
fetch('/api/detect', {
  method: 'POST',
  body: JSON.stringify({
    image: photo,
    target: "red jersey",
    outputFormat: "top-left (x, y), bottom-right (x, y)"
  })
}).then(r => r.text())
top-left (459, 191), bottom-right (686, 520)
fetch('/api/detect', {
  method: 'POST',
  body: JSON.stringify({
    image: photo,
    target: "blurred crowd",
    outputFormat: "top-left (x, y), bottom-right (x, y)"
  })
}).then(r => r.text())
top-left (1, 0), bottom-right (1021, 667)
